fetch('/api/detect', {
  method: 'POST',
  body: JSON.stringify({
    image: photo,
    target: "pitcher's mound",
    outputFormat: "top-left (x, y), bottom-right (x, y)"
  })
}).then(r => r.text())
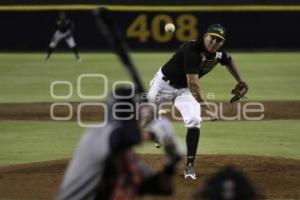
top-left (0, 155), bottom-right (299, 200)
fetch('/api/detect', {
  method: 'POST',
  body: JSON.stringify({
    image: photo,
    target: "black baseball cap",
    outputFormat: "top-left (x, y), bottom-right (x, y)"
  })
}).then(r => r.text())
top-left (206, 24), bottom-right (226, 40)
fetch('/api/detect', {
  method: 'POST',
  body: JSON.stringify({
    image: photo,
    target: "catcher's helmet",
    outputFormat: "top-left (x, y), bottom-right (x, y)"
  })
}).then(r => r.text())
top-left (194, 166), bottom-right (258, 200)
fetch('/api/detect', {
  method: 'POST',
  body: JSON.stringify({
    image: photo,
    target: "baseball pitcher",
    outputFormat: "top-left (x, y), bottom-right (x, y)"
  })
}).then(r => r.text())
top-left (148, 24), bottom-right (248, 180)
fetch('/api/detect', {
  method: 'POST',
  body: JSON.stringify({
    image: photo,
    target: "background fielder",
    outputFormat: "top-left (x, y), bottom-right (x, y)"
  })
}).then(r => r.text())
top-left (46, 12), bottom-right (80, 61)
top-left (148, 24), bottom-right (248, 180)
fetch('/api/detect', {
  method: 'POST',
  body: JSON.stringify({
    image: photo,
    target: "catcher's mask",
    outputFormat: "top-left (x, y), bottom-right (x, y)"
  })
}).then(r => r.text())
top-left (107, 86), bottom-right (141, 121)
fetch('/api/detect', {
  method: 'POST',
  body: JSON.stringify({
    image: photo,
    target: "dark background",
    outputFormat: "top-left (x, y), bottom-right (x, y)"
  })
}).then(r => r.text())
top-left (1, 1), bottom-right (300, 51)
top-left (0, 0), bottom-right (299, 5)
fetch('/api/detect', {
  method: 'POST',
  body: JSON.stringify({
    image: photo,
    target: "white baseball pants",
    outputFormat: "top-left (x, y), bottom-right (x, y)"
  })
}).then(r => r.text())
top-left (49, 31), bottom-right (76, 48)
top-left (147, 69), bottom-right (202, 128)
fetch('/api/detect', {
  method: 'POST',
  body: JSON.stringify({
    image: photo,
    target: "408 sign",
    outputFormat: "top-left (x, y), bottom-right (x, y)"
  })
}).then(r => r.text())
top-left (126, 14), bottom-right (199, 43)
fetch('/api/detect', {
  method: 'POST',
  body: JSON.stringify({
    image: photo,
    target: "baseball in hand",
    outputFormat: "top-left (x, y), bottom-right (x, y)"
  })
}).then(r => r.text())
top-left (164, 23), bottom-right (175, 33)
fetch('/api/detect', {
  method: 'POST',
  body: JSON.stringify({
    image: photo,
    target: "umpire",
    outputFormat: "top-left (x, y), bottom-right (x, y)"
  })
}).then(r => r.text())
top-left (56, 86), bottom-right (183, 200)
top-left (148, 24), bottom-right (248, 180)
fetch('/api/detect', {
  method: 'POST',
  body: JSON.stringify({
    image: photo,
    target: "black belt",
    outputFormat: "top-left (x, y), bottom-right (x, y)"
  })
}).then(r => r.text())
top-left (162, 76), bottom-right (169, 83)
top-left (162, 76), bottom-right (176, 87)
top-left (162, 76), bottom-right (184, 89)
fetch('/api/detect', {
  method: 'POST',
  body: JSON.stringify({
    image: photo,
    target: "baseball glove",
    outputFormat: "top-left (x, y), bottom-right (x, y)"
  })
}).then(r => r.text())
top-left (230, 81), bottom-right (248, 103)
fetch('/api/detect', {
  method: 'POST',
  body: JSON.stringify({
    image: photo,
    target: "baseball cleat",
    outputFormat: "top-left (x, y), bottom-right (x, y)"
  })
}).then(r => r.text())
top-left (184, 164), bottom-right (196, 180)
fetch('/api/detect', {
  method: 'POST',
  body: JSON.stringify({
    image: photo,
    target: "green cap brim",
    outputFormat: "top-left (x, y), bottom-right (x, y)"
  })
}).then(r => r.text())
top-left (207, 32), bottom-right (225, 40)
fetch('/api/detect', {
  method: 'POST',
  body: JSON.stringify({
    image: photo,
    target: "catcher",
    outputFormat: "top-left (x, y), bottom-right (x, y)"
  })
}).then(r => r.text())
top-left (148, 24), bottom-right (248, 180)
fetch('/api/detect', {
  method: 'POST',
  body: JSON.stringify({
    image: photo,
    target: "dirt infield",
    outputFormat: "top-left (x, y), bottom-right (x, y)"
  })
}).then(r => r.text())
top-left (0, 101), bottom-right (299, 199)
top-left (0, 155), bottom-right (299, 200)
top-left (1, 101), bottom-right (300, 121)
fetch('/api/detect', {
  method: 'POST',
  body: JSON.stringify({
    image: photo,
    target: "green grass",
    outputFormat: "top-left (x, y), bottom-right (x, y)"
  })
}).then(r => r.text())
top-left (0, 52), bottom-right (300, 103)
top-left (139, 120), bottom-right (300, 160)
top-left (0, 121), bottom-right (84, 166)
top-left (0, 120), bottom-right (299, 166)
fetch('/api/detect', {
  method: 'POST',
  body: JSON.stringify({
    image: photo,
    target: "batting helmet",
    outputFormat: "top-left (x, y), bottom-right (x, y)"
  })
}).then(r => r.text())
top-left (106, 85), bottom-right (140, 121)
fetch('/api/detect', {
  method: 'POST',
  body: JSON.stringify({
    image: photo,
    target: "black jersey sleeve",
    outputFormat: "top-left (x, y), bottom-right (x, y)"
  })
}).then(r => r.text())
top-left (183, 45), bottom-right (202, 74)
top-left (219, 49), bottom-right (232, 65)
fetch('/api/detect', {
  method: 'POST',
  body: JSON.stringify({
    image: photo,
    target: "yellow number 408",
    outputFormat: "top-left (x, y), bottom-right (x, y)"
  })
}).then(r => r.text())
top-left (126, 14), bottom-right (198, 43)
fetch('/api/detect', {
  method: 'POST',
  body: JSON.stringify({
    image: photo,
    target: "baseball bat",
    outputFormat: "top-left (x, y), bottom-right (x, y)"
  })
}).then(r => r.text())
top-left (93, 8), bottom-right (146, 95)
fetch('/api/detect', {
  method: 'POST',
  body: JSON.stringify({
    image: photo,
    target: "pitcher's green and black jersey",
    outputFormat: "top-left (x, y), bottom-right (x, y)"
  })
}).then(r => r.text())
top-left (54, 19), bottom-right (74, 33)
top-left (161, 39), bottom-right (231, 88)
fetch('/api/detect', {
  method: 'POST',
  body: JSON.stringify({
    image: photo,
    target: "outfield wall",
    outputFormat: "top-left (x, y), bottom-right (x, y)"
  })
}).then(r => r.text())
top-left (1, 4), bottom-right (300, 51)
top-left (0, 0), bottom-right (299, 5)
